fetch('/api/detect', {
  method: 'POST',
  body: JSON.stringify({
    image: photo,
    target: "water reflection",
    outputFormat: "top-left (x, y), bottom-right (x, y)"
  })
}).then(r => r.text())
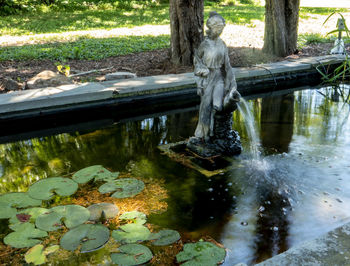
top-left (1, 87), bottom-right (350, 265)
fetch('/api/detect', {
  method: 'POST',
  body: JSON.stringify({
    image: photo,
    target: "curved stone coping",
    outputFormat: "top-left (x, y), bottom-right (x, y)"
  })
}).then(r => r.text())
top-left (0, 55), bottom-right (345, 117)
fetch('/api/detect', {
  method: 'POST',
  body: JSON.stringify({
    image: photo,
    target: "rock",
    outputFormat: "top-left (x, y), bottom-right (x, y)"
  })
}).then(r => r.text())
top-left (105, 72), bottom-right (137, 81)
top-left (0, 78), bottom-right (21, 92)
top-left (26, 70), bottom-right (73, 89)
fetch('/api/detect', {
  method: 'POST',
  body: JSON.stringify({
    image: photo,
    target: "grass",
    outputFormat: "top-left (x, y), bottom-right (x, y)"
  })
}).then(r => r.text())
top-left (0, 35), bottom-right (170, 61)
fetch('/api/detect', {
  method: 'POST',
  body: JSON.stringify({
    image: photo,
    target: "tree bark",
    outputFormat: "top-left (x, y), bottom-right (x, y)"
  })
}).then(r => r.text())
top-left (263, 0), bottom-right (300, 57)
top-left (169, 0), bottom-right (204, 66)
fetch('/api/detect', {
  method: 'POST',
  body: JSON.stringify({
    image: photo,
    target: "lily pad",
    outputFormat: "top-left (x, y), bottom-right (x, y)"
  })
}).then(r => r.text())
top-left (28, 177), bottom-right (78, 200)
top-left (176, 241), bottom-right (226, 266)
top-left (0, 192), bottom-right (41, 208)
top-left (24, 244), bottom-right (59, 265)
top-left (9, 207), bottom-right (48, 231)
top-left (72, 165), bottom-right (119, 184)
top-left (60, 224), bottom-right (109, 253)
top-left (0, 202), bottom-right (17, 219)
top-left (3, 223), bottom-right (48, 248)
top-left (112, 224), bottom-right (151, 244)
top-left (119, 211), bottom-right (147, 225)
top-left (149, 229), bottom-right (181, 246)
top-left (87, 203), bottom-right (119, 221)
top-left (99, 178), bottom-right (145, 198)
top-left (111, 244), bottom-right (153, 266)
top-left (36, 205), bottom-right (90, 231)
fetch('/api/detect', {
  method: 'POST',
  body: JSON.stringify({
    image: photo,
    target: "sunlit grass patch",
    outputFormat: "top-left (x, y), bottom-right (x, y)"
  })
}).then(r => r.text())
top-left (0, 35), bottom-right (170, 61)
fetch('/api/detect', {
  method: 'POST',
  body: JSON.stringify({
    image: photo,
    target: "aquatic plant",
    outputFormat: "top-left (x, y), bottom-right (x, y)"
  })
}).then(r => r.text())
top-left (112, 224), bottom-right (151, 244)
top-left (0, 202), bottom-right (17, 219)
top-left (110, 244), bottom-right (153, 266)
top-left (99, 178), bottom-right (145, 198)
top-left (119, 211), bottom-right (147, 225)
top-left (28, 177), bottom-right (78, 200)
top-left (149, 229), bottom-right (181, 246)
top-left (72, 165), bottom-right (119, 184)
top-left (176, 241), bottom-right (226, 266)
top-left (35, 205), bottom-right (90, 231)
top-left (3, 223), bottom-right (48, 248)
top-left (0, 192), bottom-right (41, 208)
top-left (24, 244), bottom-right (59, 265)
top-left (87, 202), bottom-right (119, 221)
top-left (9, 207), bottom-right (48, 230)
top-left (60, 224), bottom-right (110, 252)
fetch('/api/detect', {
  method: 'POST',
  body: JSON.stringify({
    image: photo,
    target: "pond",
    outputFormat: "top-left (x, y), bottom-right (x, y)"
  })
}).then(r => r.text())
top-left (0, 86), bottom-right (350, 265)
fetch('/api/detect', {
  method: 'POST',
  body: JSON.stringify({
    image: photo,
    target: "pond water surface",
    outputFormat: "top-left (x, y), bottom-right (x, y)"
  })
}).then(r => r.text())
top-left (1, 86), bottom-right (350, 265)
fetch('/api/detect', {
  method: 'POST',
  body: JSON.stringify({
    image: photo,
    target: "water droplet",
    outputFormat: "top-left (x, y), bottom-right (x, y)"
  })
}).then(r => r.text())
top-left (233, 196), bottom-right (237, 199)
top-left (210, 216), bottom-right (214, 219)
top-left (258, 206), bottom-right (265, 212)
top-left (211, 198), bottom-right (215, 201)
top-left (336, 198), bottom-right (343, 203)
top-left (265, 200), bottom-right (271, 205)
top-left (225, 188), bottom-right (228, 192)
top-left (272, 226), bottom-right (279, 231)
top-left (208, 188), bottom-right (214, 192)
top-left (208, 179), bottom-right (212, 182)
top-left (241, 221), bottom-right (248, 226)
top-left (228, 182), bottom-right (232, 186)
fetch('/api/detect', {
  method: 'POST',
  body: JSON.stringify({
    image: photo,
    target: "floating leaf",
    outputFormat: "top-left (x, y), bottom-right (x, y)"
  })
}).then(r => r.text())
top-left (60, 224), bottom-right (109, 252)
top-left (119, 211), bottom-right (147, 225)
top-left (9, 207), bottom-right (48, 231)
top-left (4, 223), bottom-right (48, 248)
top-left (0, 192), bottom-right (41, 208)
top-left (72, 165), bottom-right (119, 184)
top-left (99, 178), bottom-right (145, 198)
top-left (112, 224), bottom-right (151, 244)
top-left (87, 203), bottom-right (119, 221)
top-left (36, 205), bottom-right (90, 231)
top-left (111, 244), bottom-right (153, 266)
top-left (25, 244), bottom-right (59, 265)
top-left (0, 202), bottom-right (17, 219)
top-left (176, 241), bottom-right (226, 266)
top-left (28, 177), bottom-right (78, 200)
top-left (149, 229), bottom-right (180, 246)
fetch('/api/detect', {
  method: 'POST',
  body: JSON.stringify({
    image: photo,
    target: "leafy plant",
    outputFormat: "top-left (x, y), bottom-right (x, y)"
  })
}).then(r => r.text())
top-left (149, 229), bottom-right (181, 246)
top-left (0, 202), bottom-right (17, 219)
top-left (25, 244), bottom-right (59, 265)
top-left (99, 178), bottom-right (145, 198)
top-left (87, 202), bottom-right (119, 221)
top-left (72, 165), bottom-right (119, 184)
top-left (110, 244), bottom-right (153, 266)
top-left (3, 223), bottom-right (48, 248)
top-left (28, 177), bottom-right (78, 200)
top-left (176, 241), bottom-right (226, 266)
top-left (9, 207), bottom-right (48, 230)
top-left (0, 192), bottom-right (42, 208)
top-left (60, 224), bottom-right (109, 252)
top-left (112, 224), bottom-right (151, 244)
top-left (119, 211), bottom-right (147, 225)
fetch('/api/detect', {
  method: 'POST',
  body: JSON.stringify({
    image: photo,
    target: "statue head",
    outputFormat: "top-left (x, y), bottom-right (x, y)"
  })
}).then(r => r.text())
top-left (206, 12), bottom-right (226, 39)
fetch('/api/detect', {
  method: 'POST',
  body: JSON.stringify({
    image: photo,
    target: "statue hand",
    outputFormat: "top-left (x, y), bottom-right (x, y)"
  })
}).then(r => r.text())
top-left (195, 67), bottom-right (209, 77)
top-left (197, 87), bottom-right (204, 96)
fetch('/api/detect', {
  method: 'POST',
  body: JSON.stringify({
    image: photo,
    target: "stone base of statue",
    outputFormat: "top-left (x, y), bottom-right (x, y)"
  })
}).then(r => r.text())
top-left (187, 105), bottom-right (242, 158)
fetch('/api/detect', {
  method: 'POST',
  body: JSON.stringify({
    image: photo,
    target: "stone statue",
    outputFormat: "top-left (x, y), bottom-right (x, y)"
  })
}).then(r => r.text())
top-left (187, 12), bottom-right (242, 157)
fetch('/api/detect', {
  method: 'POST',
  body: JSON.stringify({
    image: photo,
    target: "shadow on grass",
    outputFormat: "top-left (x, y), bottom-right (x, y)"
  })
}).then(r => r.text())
top-left (0, 35), bottom-right (170, 61)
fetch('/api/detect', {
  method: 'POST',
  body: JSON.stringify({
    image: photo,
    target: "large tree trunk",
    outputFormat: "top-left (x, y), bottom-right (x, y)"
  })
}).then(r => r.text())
top-left (169, 0), bottom-right (204, 66)
top-left (263, 0), bottom-right (300, 57)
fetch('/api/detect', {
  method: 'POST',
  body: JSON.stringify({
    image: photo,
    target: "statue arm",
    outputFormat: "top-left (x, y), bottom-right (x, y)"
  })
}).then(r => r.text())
top-left (223, 46), bottom-right (237, 93)
top-left (194, 43), bottom-right (209, 78)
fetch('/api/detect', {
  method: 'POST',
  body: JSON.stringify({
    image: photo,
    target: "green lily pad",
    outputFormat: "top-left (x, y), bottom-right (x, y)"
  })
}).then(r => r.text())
top-left (99, 178), bottom-right (145, 198)
top-left (60, 224), bottom-right (109, 253)
top-left (3, 223), bottom-right (48, 248)
top-left (119, 211), bottom-right (147, 225)
top-left (0, 202), bottom-right (17, 219)
top-left (24, 244), bottom-right (59, 265)
top-left (0, 192), bottom-right (42, 208)
top-left (176, 241), bottom-right (226, 266)
top-left (35, 205), bottom-right (90, 231)
top-left (111, 244), bottom-right (153, 266)
top-left (28, 177), bottom-right (78, 200)
top-left (72, 165), bottom-right (119, 184)
top-left (149, 229), bottom-right (181, 246)
top-left (112, 224), bottom-right (151, 244)
top-left (9, 207), bottom-right (48, 231)
top-left (87, 203), bottom-right (119, 221)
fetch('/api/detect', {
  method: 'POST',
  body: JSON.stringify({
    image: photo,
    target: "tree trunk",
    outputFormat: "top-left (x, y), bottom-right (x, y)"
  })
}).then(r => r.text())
top-left (263, 0), bottom-right (300, 57)
top-left (169, 0), bottom-right (204, 66)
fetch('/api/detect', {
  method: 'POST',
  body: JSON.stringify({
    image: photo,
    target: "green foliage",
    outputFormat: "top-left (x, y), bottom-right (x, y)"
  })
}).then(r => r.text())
top-left (112, 224), bottom-right (151, 244)
top-left (72, 165), bottom-right (119, 184)
top-left (87, 203), bottom-right (119, 221)
top-left (0, 192), bottom-right (42, 208)
top-left (28, 177), bottom-right (78, 200)
top-left (111, 244), bottom-right (153, 266)
top-left (60, 224), bottom-right (110, 252)
top-left (9, 207), bottom-right (48, 230)
top-left (99, 178), bottom-right (145, 198)
top-left (56, 63), bottom-right (70, 77)
top-left (24, 244), bottom-right (59, 265)
top-left (149, 229), bottom-right (181, 246)
top-left (0, 35), bottom-right (170, 61)
top-left (4, 223), bottom-right (48, 248)
top-left (35, 204), bottom-right (90, 231)
top-left (176, 241), bottom-right (226, 266)
top-left (0, 202), bottom-right (17, 219)
top-left (119, 211), bottom-right (147, 225)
